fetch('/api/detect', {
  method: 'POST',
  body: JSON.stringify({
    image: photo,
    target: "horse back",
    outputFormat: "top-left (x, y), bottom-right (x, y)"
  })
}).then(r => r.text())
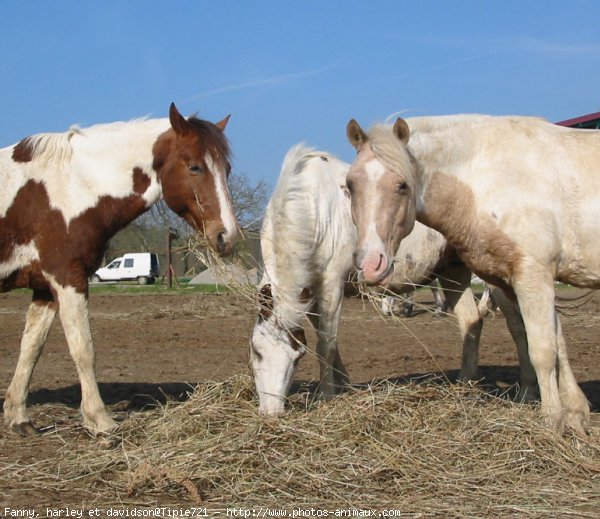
top-left (0, 141), bottom-right (151, 293)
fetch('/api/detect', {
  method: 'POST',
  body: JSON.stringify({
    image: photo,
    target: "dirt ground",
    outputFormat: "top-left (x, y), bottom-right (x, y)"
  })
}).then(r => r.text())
top-left (1, 286), bottom-right (600, 506)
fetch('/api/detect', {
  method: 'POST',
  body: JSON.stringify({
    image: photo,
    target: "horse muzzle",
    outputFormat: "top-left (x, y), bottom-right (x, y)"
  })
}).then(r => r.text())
top-left (354, 250), bottom-right (395, 285)
top-left (209, 227), bottom-right (238, 257)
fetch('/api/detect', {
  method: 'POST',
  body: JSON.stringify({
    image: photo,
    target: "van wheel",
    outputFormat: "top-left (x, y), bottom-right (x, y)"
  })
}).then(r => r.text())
top-left (137, 276), bottom-right (149, 285)
top-left (90, 275), bottom-right (101, 283)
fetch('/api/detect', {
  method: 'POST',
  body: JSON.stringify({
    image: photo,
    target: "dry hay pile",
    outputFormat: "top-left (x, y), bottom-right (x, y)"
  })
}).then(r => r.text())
top-left (5, 375), bottom-right (599, 516)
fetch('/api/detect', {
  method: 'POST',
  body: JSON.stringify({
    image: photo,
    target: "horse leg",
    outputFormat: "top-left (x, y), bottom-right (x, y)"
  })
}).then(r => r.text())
top-left (402, 291), bottom-right (414, 317)
top-left (555, 315), bottom-right (589, 436)
top-left (4, 290), bottom-right (57, 435)
top-left (381, 295), bottom-right (396, 316)
top-left (309, 280), bottom-right (348, 400)
top-left (487, 285), bottom-right (539, 402)
top-left (431, 281), bottom-right (447, 315)
top-left (55, 285), bottom-right (117, 434)
top-left (513, 273), bottom-right (563, 432)
top-left (437, 266), bottom-right (483, 381)
top-left (477, 286), bottom-right (492, 315)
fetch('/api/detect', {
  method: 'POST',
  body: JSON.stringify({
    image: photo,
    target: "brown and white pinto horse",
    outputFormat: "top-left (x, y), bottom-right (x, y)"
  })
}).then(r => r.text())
top-left (345, 115), bottom-right (596, 436)
top-left (1, 103), bottom-right (238, 435)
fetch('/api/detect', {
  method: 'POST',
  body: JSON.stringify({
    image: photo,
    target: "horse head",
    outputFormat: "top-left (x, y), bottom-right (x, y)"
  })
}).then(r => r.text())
top-left (154, 103), bottom-right (239, 256)
top-left (345, 118), bottom-right (418, 284)
top-left (250, 283), bottom-right (307, 415)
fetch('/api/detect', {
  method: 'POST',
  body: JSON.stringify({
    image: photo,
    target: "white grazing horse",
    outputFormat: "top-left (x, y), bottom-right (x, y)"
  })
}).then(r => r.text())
top-left (250, 144), bottom-right (536, 415)
top-left (346, 114), bottom-right (594, 435)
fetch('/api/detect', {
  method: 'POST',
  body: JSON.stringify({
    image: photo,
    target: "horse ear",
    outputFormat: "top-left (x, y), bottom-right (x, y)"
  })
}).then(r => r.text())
top-left (215, 114), bottom-right (231, 131)
top-left (393, 118), bottom-right (410, 144)
top-left (169, 102), bottom-right (188, 135)
top-left (346, 119), bottom-right (368, 150)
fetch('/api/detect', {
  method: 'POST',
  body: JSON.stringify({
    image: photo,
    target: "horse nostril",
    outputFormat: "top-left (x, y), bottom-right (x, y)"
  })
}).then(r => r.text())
top-left (216, 231), bottom-right (226, 254)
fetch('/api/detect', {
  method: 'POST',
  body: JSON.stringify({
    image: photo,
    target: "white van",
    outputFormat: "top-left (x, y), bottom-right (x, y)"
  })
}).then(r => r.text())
top-left (91, 253), bottom-right (160, 285)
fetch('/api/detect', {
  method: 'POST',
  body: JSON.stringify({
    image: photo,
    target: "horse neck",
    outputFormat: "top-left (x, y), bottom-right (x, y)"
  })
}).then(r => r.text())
top-left (75, 117), bottom-right (169, 180)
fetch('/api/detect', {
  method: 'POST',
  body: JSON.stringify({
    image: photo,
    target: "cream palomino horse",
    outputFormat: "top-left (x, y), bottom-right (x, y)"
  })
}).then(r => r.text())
top-left (346, 114), bottom-right (593, 435)
top-left (250, 144), bottom-right (536, 415)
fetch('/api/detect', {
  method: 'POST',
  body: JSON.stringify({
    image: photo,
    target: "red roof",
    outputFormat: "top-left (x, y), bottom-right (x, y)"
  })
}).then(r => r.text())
top-left (555, 111), bottom-right (600, 127)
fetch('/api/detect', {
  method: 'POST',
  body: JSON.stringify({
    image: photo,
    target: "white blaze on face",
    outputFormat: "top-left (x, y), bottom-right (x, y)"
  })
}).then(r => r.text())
top-left (362, 159), bottom-right (387, 248)
top-left (205, 154), bottom-right (238, 242)
top-left (354, 158), bottom-right (392, 282)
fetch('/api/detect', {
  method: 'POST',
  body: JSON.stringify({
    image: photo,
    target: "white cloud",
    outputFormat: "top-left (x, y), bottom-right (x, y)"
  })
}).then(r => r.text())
top-left (182, 65), bottom-right (335, 103)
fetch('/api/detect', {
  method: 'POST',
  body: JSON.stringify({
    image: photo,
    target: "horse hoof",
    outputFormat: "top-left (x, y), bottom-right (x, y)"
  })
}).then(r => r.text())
top-left (13, 421), bottom-right (41, 436)
top-left (83, 414), bottom-right (119, 436)
top-left (564, 411), bottom-right (589, 439)
top-left (96, 435), bottom-right (121, 449)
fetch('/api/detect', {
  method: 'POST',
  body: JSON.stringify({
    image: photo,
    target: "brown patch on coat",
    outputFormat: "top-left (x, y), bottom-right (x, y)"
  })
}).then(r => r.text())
top-left (12, 137), bottom-right (34, 163)
top-left (288, 327), bottom-right (307, 352)
top-left (258, 284), bottom-right (274, 322)
top-left (420, 172), bottom-right (524, 292)
top-left (132, 167), bottom-right (151, 195)
top-left (0, 178), bottom-right (152, 294)
top-left (289, 289), bottom-right (310, 351)
top-left (298, 288), bottom-right (312, 304)
top-left (256, 284), bottom-right (307, 352)
top-left (32, 288), bottom-right (57, 307)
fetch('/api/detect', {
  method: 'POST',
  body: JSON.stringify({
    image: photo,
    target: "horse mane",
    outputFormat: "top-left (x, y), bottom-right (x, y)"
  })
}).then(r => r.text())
top-left (186, 116), bottom-right (231, 165)
top-left (406, 113), bottom-right (549, 135)
top-left (367, 124), bottom-right (421, 183)
top-left (12, 117), bottom-right (164, 169)
top-left (263, 144), bottom-right (349, 329)
top-left (14, 127), bottom-right (83, 167)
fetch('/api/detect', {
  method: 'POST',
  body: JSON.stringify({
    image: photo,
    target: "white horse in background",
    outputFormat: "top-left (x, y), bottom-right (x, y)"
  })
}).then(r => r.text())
top-left (346, 114), bottom-right (595, 435)
top-left (250, 144), bottom-right (536, 415)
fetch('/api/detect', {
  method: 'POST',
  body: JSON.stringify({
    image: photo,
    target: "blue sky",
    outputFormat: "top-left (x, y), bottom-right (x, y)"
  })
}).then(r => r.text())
top-left (2, 1), bottom-right (600, 190)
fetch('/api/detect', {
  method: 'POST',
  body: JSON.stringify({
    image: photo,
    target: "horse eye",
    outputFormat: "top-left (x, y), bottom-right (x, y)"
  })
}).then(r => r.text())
top-left (346, 180), bottom-right (354, 193)
top-left (397, 181), bottom-right (408, 194)
top-left (188, 164), bottom-right (204, 174)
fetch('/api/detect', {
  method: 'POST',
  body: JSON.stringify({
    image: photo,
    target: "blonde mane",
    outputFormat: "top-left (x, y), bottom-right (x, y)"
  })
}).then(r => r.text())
top-left (262, 144), bottom-right (351, 329)
top-left (367, 124), bottom-right (421, 184)
top-left (16, 117), bottom-right (161, 170)
top-left (18, 127), bottom-right (82, 168)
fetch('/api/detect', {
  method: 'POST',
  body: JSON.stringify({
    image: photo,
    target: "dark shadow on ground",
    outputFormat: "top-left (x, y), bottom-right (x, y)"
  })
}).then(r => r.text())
top-left (3, 367), bottom-right (598, 421)
top-left (293, 365), bottom-right (600, 413)
top-left (0, 381), bottom-right (198, 414)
